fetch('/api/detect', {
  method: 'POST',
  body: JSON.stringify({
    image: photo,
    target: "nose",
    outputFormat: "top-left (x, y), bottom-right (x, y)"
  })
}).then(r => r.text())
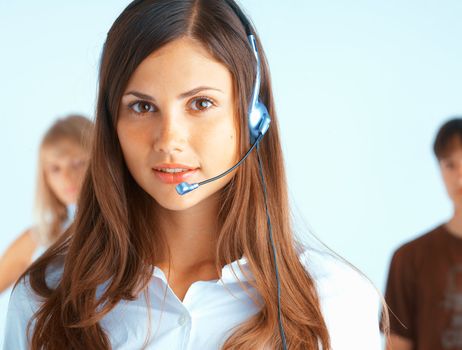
top-left (153, 112), bottom-right (186, 154)
top-left (62, 166), bottom-right (78, 185)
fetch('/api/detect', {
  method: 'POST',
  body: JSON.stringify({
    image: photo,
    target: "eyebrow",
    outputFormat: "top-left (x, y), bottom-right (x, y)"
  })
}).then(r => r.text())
top-left (123, 86), bottom-right (224, 101)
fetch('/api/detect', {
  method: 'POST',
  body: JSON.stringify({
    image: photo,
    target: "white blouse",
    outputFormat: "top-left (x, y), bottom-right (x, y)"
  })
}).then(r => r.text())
top-left (3, 248), bottom-right (381, 349)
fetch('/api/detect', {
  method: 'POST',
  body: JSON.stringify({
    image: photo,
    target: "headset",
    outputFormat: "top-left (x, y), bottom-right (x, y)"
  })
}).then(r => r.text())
top-left (175, 1), bottom-right (287, 349)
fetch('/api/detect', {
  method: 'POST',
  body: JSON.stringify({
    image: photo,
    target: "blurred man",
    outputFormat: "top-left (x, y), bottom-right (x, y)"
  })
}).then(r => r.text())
top-left (385, 117), bottom-right (462, 350)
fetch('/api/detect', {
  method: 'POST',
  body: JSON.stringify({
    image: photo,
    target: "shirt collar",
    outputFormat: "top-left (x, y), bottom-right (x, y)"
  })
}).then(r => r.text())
top-left (152, 256), bottom-right (253, 285)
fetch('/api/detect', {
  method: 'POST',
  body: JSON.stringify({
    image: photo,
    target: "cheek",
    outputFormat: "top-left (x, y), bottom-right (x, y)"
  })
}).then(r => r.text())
top-left (443, 173), bottom-right (458, 192)
top-left (76, 167), bottom-right (87, 184)
top-left (193, 119), bottom-right (238, 166)
top-left (45, 173), bottom-right (63, 193)
top-left (117, 121), bottom-right (148, 166)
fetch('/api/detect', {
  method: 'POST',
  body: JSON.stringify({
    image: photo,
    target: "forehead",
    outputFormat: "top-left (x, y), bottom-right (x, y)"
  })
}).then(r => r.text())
top-left (42, 140), bottom-right (87, 163)
top-left (440, 135), bottom-right (462, 160)
top-left (125, 37), bottom-right (233, 93)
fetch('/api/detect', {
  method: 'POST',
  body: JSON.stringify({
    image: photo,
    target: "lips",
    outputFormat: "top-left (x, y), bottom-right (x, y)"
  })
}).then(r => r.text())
top-left (152, 163), bottom-right (199, 184)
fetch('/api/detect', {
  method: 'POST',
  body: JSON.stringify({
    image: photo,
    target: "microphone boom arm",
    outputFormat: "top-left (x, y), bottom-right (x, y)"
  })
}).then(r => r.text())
top-left (176, 132), bottom-right (264, 195)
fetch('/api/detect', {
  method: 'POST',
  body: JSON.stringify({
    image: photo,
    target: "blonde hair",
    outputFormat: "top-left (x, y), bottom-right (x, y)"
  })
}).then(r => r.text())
top-left (33, 115), bottom-right (93, 246)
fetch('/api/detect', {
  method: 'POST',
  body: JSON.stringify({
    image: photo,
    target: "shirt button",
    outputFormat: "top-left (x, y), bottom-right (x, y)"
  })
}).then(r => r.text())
top-left (178, 313), bottom-right (188, 326)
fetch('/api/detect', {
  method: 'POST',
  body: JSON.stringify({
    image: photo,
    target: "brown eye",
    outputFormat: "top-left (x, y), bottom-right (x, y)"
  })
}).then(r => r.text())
top-left (191, 97), bottom-right (214, 111)
top-left (130, 101), bottom-right (156, 113)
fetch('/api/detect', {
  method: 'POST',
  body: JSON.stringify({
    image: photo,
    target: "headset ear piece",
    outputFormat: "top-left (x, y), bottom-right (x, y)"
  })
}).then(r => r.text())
top-left (258, 105), bottom-right (271, 136)
top-left (248, 101), bottom-right (271, 144)
top-left (246, 33), bottom-right (271, 144)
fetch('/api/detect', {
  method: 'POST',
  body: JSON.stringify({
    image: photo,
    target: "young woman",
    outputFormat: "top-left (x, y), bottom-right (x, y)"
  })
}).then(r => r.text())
top-left (4, 1), bottom-right (382, 349)
top-left (0, 115), bottom-right (92, 293)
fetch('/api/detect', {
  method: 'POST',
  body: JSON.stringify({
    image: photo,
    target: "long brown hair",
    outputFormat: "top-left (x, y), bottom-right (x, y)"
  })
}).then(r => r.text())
top-left (24, 1), bottom-right (331, 348)
top-left (33, 115), bottom-right (93, 246)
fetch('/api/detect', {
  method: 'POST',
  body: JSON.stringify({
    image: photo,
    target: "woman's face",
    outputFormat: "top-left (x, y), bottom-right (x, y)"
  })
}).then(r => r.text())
top-left (43, 140), bottom-right (89, 206)
top-left (117, 37), bottom-right (238, 211)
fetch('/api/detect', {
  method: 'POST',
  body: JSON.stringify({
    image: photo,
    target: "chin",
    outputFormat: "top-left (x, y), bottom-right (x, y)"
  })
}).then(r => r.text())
top-left (153, 193), bottom-right (203, 211)
top-left (148, 182), bottom-right (223, 212)
top-left (58, 196), bottom-right (74, 207)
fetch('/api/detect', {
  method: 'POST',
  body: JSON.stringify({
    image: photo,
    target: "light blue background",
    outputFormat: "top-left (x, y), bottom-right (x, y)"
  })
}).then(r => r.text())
top-left (1, 0), bottom-right (461, 346)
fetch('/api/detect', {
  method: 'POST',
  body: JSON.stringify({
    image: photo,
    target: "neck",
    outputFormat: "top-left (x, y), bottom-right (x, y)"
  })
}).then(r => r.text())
top-left (155, 193), bottom-right (220, 272)
top-left (446, 205), bottom-right (462, 238)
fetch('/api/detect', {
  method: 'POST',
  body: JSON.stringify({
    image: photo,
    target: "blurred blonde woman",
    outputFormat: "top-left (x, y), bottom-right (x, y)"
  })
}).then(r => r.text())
top-left (0, 115), bottom-right (93, 293)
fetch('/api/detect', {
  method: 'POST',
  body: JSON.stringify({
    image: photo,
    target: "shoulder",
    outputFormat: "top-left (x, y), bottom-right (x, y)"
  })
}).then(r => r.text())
top-left (7, 274), bottom-right (41, 317)
top-left (300, 248), bottom-right (378, 305)
top-left (1, 228), bottom-right (38, 269)
top-left (391, 224), bottom-right (444, 263)
top-left (4, 264), bottom-right (64, 347)
top-left (299, 247), bottom-right (382, 350)
top-left (7, 228), bottom-right (38, 253)
top-left (17, 228), bottom-right (35, 241)
top-left (3, 275), bottom-right (40, 349)
top-left (7, 261), bottom-right (63, 316)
